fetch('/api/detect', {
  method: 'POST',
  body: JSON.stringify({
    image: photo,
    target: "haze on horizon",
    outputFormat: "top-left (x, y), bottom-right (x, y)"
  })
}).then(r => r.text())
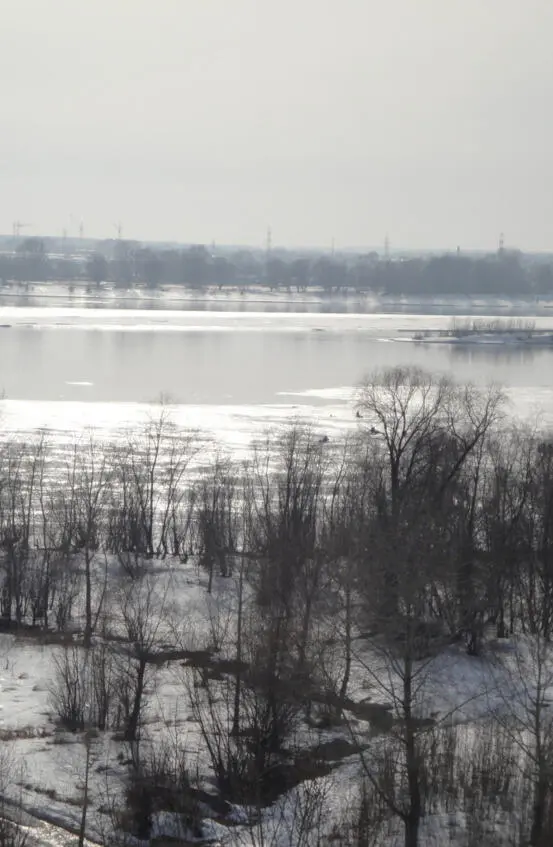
top-left (1, 0), bottom-right (552, 252)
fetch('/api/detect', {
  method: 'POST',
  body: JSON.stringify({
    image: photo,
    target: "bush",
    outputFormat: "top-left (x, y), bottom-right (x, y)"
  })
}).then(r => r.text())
top-left (121, 743), bottom-right (201, 840)
top-left (49, 643), bottom-right (122, 731)
top-left (0, 818), bottom-right (28, 847)
top-left (49, 645), bottom-right (90, 731)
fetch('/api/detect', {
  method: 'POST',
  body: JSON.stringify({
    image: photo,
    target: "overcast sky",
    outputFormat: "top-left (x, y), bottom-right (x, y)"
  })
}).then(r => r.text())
top-left (1, 0), bottom-right (552, 250)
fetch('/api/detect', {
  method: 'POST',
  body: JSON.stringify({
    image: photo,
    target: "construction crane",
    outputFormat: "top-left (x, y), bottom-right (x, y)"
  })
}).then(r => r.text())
top-left (12, 221), bottom-right (31, 237)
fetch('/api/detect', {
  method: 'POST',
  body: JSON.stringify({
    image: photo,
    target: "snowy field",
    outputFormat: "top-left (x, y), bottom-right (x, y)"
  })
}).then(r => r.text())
top-left (0, 565), bottom-right (549, 846)
top-left (0, 571), bottom-right (531, 846)
top-left (1, 302), bottom-right (553, 844)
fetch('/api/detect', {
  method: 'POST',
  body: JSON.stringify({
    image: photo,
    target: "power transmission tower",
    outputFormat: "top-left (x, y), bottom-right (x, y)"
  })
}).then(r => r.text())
top-left (384, 234), bottom-right (390, 260)
top-left (498, 232), bottom-right (505, 254)
top-left (12, 221), bottom-right (30, 237)
top-left (265, 226), bottom-right (272, 284)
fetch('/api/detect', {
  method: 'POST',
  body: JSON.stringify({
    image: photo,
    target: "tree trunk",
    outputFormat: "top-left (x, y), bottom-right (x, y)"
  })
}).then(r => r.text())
top-left (125, 659), bottom-right (146, 742)
top-left (496, 604), bottom-right (507, 639)
top-left (530, 775), bottom-right (548, 846)
top-left (231, 557), bottom-right (245, 735)
top-left (404, 654), bottom-right (421, 847)
top-left (339, 580), bottom-right (352, 702)
top-left (78, 733), bottom-right (92, 847)
top-left (84, 548), bottom-right (92, 648)
top-left (404, 812), bottom-right (420, 847)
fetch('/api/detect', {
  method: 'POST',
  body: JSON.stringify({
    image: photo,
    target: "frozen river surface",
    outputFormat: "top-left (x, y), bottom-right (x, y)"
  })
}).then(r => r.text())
top-left (1, 306), bottom-right (553, 442)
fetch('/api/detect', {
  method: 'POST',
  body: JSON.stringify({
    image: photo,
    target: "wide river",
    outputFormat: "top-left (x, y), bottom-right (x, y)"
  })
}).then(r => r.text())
top-left (1, 300), bottom-right (553, 445)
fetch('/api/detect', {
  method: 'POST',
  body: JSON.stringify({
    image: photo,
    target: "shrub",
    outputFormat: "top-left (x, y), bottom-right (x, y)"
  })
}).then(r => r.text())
top-left (120, 743), bottom-right (201, 840)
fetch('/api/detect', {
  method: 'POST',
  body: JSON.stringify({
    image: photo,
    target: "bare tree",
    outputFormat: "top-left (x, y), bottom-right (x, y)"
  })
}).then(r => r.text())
top-left (490, 631), bottom-right (553, 845)
top-left (356, 366), bottom-right (504, 638)
top-left (480, 426), bottom-right (535, 639)
top-left (197, 454), bottom-right (238, 592)
top-left (108, 411), bottom-right (196, 570)
top-left (113, 573), bottom-right (172, 743)
top-left (352, 487), bottom-right (462, 847)
top-left (0, 747), bottom-right (29, 847)
top-left (70, 435), bottom-right (112, 646)
top-left (0, 437), bottom-right (46, 625)
top-left (247, 425), bottom-right (327, 683)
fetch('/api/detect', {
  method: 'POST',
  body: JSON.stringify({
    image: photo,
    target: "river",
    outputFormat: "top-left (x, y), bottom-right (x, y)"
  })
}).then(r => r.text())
top-left (1, 300), bottom-right (553, 443)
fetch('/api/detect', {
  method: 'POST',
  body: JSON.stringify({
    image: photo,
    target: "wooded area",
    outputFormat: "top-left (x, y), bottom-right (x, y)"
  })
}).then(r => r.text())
top-left (1, 369), bottom-right (553, 844)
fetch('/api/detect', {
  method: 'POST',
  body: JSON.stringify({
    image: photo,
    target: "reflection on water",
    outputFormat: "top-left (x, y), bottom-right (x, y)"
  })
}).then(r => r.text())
top-left (1, 288), bottom-right (551, 317)
top-left (0, 293), bottom-right (382, 314)
top-left (448, 344), bottom-right (540, 366)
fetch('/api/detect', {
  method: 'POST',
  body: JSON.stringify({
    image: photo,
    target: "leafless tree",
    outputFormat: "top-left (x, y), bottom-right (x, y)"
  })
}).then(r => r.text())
top-left (197, 454), bottom-right (239, 592)
top-left (0, 747), bottom-right (29, 847)
top-left (520, 437), bottom-right (553, 640)
top-left (490, 631), bottom-right (553, 845)
top-left (356, 366), bottom-right (504, 642)
top-left (247, 425), bottom-right (328, 686)
top-left (0, 437), bottom-right (46, 625)
top-left (480, 426), bottom-right (535, 639)
top-left (108, 412), bottom-right (197, 570)
top-left (351, 489), bottom-right (461, 847)
top-left (113, 573), bottom-right (172, 743)
top-left (70, 435), bottom-right (112, 646)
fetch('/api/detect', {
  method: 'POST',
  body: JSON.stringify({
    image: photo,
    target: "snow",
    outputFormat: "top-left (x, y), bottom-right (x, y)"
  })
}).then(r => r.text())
top-left (2, 305), bottom-right (553, 336)
top-left (0, 635), bottom-right (57, 732)
top-left (1, 300), bottom-right (553, 844)
top-left (1, 387), bottom-right (552, 462)
top-left (0, 609), bottom-right (533, 846)
top-left (0, 399), bottom-right (358, 466)
top-left (0, 547), bottom-right (550, 847)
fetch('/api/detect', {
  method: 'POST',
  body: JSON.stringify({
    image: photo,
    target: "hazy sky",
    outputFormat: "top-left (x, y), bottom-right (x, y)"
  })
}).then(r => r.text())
top-left (1, 0), bottom-right (552, 250)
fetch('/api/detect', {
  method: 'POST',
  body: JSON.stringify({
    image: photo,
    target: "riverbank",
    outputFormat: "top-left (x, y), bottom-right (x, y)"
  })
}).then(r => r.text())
top-left (1, 281), bottom-right (553, 314)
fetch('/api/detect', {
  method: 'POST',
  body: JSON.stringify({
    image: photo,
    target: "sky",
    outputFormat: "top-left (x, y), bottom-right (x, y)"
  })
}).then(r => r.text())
top-left (1, 0), bottom-right (552, 251)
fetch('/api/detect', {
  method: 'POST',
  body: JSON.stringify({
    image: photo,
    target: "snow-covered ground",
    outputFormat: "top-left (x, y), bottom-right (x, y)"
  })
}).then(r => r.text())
top-left (0, 608), bottom-right (545, 845)
top-left (1, 299), bottom-right (553, 844)
top-left (0, 543), bottom-right (548, 846)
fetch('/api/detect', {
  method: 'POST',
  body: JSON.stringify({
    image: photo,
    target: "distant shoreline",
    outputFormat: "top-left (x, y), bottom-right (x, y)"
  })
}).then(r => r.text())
top-left (1, 281), bottom-right (553, 311)
top-left (410, 331), bottom-right (553, 347)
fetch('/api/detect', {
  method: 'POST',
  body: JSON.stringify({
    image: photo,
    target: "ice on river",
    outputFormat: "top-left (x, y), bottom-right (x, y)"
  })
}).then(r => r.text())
top-left (2, 306), bottom-right (553, 335)
top-left (1, 382), bottom-right (553, 458)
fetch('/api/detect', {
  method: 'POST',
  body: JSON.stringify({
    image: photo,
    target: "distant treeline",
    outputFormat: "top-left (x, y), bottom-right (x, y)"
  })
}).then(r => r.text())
top-left (2, 236), bottom-right (553, 297)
